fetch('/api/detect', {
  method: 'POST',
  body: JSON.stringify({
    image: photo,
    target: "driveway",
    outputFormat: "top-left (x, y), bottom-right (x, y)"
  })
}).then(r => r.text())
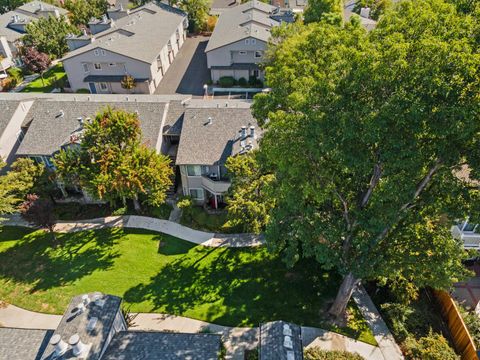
top-left (453, 261), bottom-right (480, 309)
top-left (155, 36), bottom-right (211, 97)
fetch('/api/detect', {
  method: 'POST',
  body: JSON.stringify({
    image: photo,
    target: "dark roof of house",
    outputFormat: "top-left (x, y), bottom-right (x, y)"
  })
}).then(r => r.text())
top-left (163, 100), bottom-right (186, 135)
top-left (0, 328), bottom-right (53, 360)
top-left (176, 101), bottom-right (260, 165)
top-left (63, 2), bottom-right (186, 64)
top-left (40, 292), bottom-right (122, 360)
top-left (260, 321), bottom-right (303, 360)
top-left (16, 100), bottom-right (167, 156)
top-left (0, 100), bottom-right (20, 137)
top-left (101, 331), bottom-right (222, 360)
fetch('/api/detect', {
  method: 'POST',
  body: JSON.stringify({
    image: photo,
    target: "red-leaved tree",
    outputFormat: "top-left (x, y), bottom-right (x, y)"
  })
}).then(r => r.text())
top-left (21, 47), bottom-right (51, 86)
top-left (19, 194), bottom-right (57, 243)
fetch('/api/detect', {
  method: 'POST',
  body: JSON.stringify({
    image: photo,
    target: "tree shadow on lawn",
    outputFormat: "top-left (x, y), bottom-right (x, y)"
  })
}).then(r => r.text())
top-left (0, 227), bottom-right (122, 293)
top-left (123, 245), bottom-right (341, 327)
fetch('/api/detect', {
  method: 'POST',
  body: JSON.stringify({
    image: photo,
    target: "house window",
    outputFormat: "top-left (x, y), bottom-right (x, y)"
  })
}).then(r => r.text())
top-left (239, 51), bottom-right (247, 55)
top-left (43, 156), bottom-right (54, 168)
top-left (94, 63), bottom-right (101, 70)
top-left (254, 51), bottom-right (262, 58)
top-left (176, 28), bottom-right (180, 39)
top-left (245, 39), bottom-right (250, 45)
top-left (93, 49), bottom-right (100, 56)
top-left (100, 49), bottom-right (106, 56)
top-left (99, 82), bottom-right (108, 91)
top-left (109, 63), bottom-right (116, 67)
top-left (252, 39), bottom-right (256, 44)
top-left (82, 63), bottom-right (89, 73)
top-left (187, 165), bottom-right (201, 176)
top-left (189, 188), bottom-right (204, 200)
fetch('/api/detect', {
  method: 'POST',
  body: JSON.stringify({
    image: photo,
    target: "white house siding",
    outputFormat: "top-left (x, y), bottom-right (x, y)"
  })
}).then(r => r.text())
top-left (63, 48), bottom-right (153, 93)
top-left (0, 100), bottom-right (33, 163)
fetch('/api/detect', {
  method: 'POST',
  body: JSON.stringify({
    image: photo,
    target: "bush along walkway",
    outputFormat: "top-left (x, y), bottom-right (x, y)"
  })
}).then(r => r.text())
top-left (1, 214), bottom-right (264, 248)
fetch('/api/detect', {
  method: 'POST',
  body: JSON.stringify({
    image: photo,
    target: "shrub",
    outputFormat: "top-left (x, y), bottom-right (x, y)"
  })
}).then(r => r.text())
top-left (205, 15), bottom-right (217, 32)
top-left (380, 302), bottom-right (414, 341)
top-left (458, 304), bottom-right (480, 348)
top-left (219, 76), bottom-right (235, 87)
top-left (177, 196), bottom-right (193, 218)
top-left (244, 348), bottom-right (259, 360)
top-left (1, 77), bottom-right (17, 91)
top-left (304, 348), bottom-right (365, 360)
top-left (76, 88), bottom-right (90, 93)
top-left (238, 77), bottom-right (247, 87)
top-left (112, 206), bottom-right (128, 216)
top-left (7, 67), bottom-right (23, 84)
top-left (403, 330), bottom-right (459, 360)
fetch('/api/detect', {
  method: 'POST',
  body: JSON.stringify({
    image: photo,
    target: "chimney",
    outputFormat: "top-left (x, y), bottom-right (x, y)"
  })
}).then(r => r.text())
top-left (49, 334), bottom-right (68, 356)
top-left (69, 334), bottom-right (87, 357)
top-left (241, 126), bottom-right (247, 139)
top-left (250, 126), bottom-right (255, 139)
top-left (360, 7), bottom-right (371, 18)
top-left (81, 294), bottom-right (90, 305)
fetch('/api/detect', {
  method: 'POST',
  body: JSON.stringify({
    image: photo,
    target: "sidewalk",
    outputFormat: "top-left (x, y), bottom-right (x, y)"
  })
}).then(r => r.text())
top-left (1, 214), bottom-right (265, 248)
top-left (352, 286), bottom-right (404, 360)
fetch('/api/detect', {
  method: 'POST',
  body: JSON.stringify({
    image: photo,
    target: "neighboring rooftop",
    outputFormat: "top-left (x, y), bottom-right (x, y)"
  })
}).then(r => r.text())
top-left (163, 100), bottom-right (187, 136)
top-left (63, 2), bottom-right (187, 64)
top-left (0, 1), bottom-right (67, 42)
top-left (176, 100), bottom-right (260, 165)
top-left (0, 100), bottom-right (21, 137)
top-left (0, 328), bottom-right (53, 360)
top-left (102, 331), bottom-right (222, 360)
top-left (16, 99), bottom-right (168, 156)
top-left (205, 0), bottom-right (283, 52)
top-left (260, 321), bottom-right (303, 360)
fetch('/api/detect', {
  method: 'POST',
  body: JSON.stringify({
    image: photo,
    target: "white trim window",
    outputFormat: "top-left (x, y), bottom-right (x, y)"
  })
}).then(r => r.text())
top-left (93, 49), bottom-right (100, 56)
top-left (245, 39), bottom-right (250, 45)
top-left (82, 63), bottom-right (89, 73)
top-left (239, 51), bottom-right (247, 55)
top-left (94, 63), bottom-right (102, 70)
top-left (100, 49), bottom-right (106, 56)
top-left (254, 51), bottom-right (262, 58)
top-left (251, 39), bottom-right (256, 44)
top-left (186, 165), bottom-right (201, 176)
top-left (99, 82), bottom-right (108, 91)
top-left (109, 63), bottom-right (116, 67)
top-left (189, 188), bottom-right (204, 200)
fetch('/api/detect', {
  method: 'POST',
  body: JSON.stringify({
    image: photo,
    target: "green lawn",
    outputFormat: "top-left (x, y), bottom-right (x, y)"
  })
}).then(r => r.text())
top-left (0, 226), bottom-right (375, 345)
top-left (21, 63), bottom-right (66, 93)
top-left (180, 207), bottom-right (243, 233)
top-left (53, 203), bottom-right (172, 220)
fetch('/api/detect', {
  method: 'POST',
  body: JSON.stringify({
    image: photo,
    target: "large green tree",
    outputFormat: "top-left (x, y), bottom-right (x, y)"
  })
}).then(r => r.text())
top-left (303, 0), bottom-right (343, 24)
top-left (54, 108), bottom-right (173, 211)
top-left (179, 0), bottom-right (209, 33)
top-left (353, 0), bottom-right (391, 20)
top-left (23, 15), bottom-right (79, 58)
top-left (63, 0), bottom-right (108, 27)
top-left (0, 158), bottom-right (45, 214)
top-left (251, 0), bottom-right (479, 317)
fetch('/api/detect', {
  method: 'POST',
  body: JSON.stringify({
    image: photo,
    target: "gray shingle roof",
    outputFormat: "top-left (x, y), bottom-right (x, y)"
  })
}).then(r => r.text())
top-left (16, 99), bottom-right (167, 156)
top-left (205, 0), bottom-right (279, 52)
top-left (163, 100), bottom-right (186, 135)
top-left (17, 1), bottom-right (68, 16)
top-left (102, 331), bottom-right (222, 360)
top-left (260, 321), bottom-right (303, 360)
top-left (176, 101), bottom-right (261, 165)
top-left (63, 2), bottom-right (186, 64)
top-left (40, 292), bottom-right (123, 360)
top-left (0, 328), bottom-right (53, 360)
top-left (0, 100), bottom-right (20, 137)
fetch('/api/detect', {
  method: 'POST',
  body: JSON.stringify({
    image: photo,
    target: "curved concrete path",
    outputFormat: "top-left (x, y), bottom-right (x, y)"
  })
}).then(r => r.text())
top-left (1, 214), bottom-right (264, 248)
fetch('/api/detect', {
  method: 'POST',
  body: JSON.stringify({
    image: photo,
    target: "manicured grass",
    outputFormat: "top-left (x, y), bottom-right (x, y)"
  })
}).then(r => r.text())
top-left (0, 226), bottom-right (376, 344)
top-left (180, 206), bottom-right (243, 233)
top-left (21, 63), bottom-right (66, 93)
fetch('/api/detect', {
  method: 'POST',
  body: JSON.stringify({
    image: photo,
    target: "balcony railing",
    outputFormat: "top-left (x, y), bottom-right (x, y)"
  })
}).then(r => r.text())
top-left (451, 224), bottom-right (480, 249)
top-left (201, 175), bottom-right (231, 194)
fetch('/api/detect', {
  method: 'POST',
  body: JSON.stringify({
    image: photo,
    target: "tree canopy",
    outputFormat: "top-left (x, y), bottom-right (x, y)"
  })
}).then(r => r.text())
top-left (63, 0), bottom-right (108, 27)
top-left (353, 0), bottom-right (391, 20)
top-left (54, 108), bottom-right (173, 211)
top-left (248, 0), bottom-right (480, 316)
top-left (303, 0), bottom-right (343, 24)
top-left (179, 0), bottom-right (209, 33)
top-left (23, 15), bottom-right (79, 59)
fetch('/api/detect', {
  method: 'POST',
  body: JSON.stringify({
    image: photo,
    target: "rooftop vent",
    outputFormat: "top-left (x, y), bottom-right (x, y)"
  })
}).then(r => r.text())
top-left (49, 334), bottom-right (68, 357)
top-left (250, 126), bottom-right (255, 139)
top-left (283, 323), bottom-right (292, 336)
top-left (82, 294), bottom-right (90, 305)
top-left (86, 317), bottom-right (98, 332)
top-left (284, 335), bottom-right (293, 349)
top-left (286, 350), bottom-right (295, 360)
top-left (57, 110), bottom-right (65, 118)
top-left (206, 116), bottom-right (213, 125)
top-left (77, 302), bottom-right (86, 313)
top-left (77, 117), bottom-right (84, 126)
top-left (69, 334), bottom-right (87, 357)
top-left (241, 126), bottom-right (247, 139)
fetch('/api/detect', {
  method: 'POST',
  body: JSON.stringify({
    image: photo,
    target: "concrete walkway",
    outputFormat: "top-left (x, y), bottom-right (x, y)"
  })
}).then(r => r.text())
top-left (352, 286), bottom-right (404, 360)
top-left (1, 214), bottom-right (265, 248)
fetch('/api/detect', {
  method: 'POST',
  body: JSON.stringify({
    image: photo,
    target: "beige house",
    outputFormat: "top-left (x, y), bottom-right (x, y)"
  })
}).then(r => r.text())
top-left (62, 2), bottom-right (188, 94)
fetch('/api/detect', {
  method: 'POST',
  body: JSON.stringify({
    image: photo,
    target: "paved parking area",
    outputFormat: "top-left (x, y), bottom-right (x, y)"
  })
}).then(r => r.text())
top-left (155, 36), bottom-right (211, 97)
top-left (453, 262), bottom-right (480, 309)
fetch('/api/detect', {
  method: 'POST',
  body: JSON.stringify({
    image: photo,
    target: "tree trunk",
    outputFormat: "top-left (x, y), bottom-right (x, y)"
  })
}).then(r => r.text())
top-left (133, 195), bottom-right (141, 212)
top-left (40, 73), bottom-right (44, 86)
top-left (329, 272), bottom-right (360, 318)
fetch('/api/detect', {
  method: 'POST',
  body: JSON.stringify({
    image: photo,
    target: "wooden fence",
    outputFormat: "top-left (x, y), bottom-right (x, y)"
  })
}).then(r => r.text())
top-left (432, 289), bottom-right (478, 360)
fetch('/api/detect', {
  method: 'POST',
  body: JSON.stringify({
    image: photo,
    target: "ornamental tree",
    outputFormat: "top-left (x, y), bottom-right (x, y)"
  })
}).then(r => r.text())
top-left (21, 47), bottom-right (51, 86)
top-left (251, 0), bottom-right (479, 317)
top-left (54, 107), bottom-right (173, 211)
top-left (19, 194), bottom-right (57, 241)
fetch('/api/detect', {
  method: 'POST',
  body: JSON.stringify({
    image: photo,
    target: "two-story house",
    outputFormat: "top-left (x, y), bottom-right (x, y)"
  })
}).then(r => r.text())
top-left (205, 1), bottom-right (294, 83)
top-left (62, 2), bottom-right (187, 94)
top-left (176, 100), bottom-right (261, 209)
top-left (0, 1), bottom-right (68, 69)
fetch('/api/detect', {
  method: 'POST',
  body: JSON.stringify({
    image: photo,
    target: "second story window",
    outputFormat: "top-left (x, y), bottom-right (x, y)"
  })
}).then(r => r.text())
top-left (82, 63), bottom-right (89, 73)
top-left (239, 51), bottom-right (247, 55)
top-left (93, 49), bottom-right (100, 56)
top-left (100, 49), bottom-right (106, 56)
top-left (254, 51), bottom-right (262, 58)
top-left (251, 39), bottom-right (256, 44)
top-left (186, 165), bottom-right (201, 176)
top-left (94, 63), bottom-right (101, 70)
top-left (245, 39), bottom-right (250, 45)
